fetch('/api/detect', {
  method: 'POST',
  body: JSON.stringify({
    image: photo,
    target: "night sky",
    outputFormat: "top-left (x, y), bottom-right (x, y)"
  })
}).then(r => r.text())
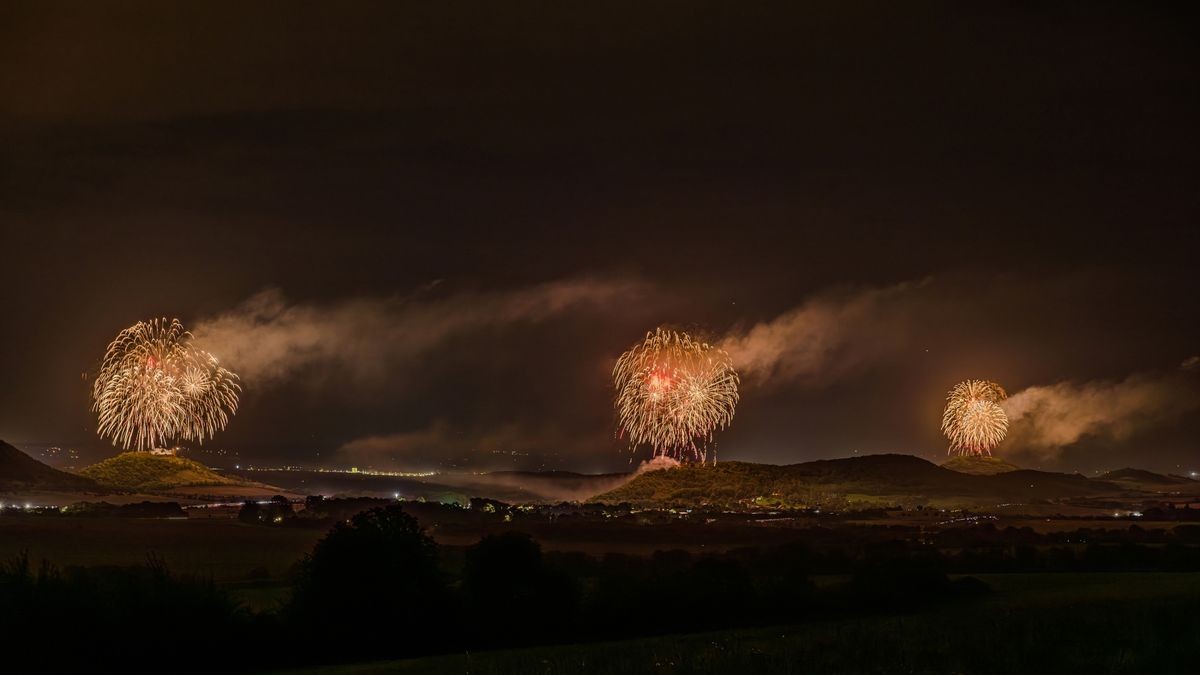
top-left (2, 2), bottom-right (1197, 474)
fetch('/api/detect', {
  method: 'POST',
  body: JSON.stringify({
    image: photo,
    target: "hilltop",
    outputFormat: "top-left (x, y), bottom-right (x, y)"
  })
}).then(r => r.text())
top-left (588, 453), bottom-right (1138, 510)
top-left (941, 455), bottom-right (1020, 476)
top-left (80, 452), bottom-right (252, 492)
top-left (0, 440), bottom-right (99, 491)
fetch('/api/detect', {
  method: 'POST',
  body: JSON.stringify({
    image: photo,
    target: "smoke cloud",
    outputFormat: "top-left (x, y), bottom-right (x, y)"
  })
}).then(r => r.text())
top-left (335, 421), bottom-right (635, 501)
top-left (336, 420), bottom-right (690, 501)
top-left (336, 415), bottom-right (629, 468)
top-left (193, 278), bottom-right (642, 385)
top-left (634, 455), bottom-right (681, 474)
top-left (1003, 359), bottom-right (1200, 458)
top-left (720, 280), bottom-right (928, 387)
top-left (336, 420), bottom-right (586, 470)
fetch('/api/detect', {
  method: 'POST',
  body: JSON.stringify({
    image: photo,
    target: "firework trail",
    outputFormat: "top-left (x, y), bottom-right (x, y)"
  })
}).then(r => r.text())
top-left (941, 379), bottom-right (1008, 456)
top-left (613, 328), bottom-right (739, 463)
top-left (93, 318), bottom-right (241, 451)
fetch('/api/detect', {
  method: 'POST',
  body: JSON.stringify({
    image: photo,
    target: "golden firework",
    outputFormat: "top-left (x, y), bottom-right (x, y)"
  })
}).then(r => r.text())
top-left (941, 379), bottom-right (1008, 456)
top-left (93, 318), bottom-right (240, 451)
top-left (613, 328), bottom-right (739, 463)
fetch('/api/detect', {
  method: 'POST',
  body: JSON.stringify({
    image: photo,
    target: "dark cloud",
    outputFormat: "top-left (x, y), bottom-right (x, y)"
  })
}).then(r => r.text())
top-left (2, 3), bottom-right (1198, 473)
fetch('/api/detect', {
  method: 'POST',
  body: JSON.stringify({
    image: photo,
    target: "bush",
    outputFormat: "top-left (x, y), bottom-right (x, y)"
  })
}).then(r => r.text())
top-left (238, 496), bottom-right (294, 525)
top-left (845, 555), bottom-right (966, 610)
top-left (287, 505), bottom-right (454, 657)
top-left (462, 532), bottom-right (580, 646)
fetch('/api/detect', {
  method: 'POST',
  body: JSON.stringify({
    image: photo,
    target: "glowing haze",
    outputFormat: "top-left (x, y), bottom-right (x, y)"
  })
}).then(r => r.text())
top-left (1003, 360), bottom-right (1200, 460)
top-left (81, 278), bottom-right (1200, 472)
top-left (2, 4), bottom-right (1197, 474)
top-left (719, 281), bottom-right (926, 388)
top-left (193, 279), bottom-right (643, 385)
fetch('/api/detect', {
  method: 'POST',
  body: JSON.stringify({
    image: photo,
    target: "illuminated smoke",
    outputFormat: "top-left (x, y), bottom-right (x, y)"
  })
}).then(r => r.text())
top-left (1004, 359), bottom-right (1200, 458)
top-left (192, 279), bottom-right (641, 385)
top-left (720, 281), bottom-right (926, 387)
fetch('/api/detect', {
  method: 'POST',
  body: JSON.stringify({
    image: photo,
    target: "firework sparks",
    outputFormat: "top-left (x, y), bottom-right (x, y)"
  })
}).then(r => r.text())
top-left (941, 379), bottom-right (1008, 456)
top-left (92, 318), bottom-right (241, 451)
top-left (613, 328), bottom-right (739, 463)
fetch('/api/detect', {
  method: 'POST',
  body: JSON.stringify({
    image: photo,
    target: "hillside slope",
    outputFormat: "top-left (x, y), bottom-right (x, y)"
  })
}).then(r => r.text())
top-left (589, 454), bottom-right (1124, 510)
top-left (941, 455), bottom-right (1020, 475)
top-left (0, 440), bottom-right (98, 491)
top-left (81, 452), bottom-right (248, 492)
top-left (1100, 468), bottom-right (1195, 488)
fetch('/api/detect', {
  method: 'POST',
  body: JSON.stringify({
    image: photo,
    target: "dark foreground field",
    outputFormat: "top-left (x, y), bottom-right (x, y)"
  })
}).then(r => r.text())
top-left (278, 573), bottom-right (1200, 674)
top-left (0, 515), bottom-right (324, 580)
top-left (4, 501), bottom-right (1199, 673)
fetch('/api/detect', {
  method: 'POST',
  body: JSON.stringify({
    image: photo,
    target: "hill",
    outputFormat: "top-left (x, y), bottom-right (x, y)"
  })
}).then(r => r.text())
top-left (0, 440), bottom-right (98, 491)
top-left (589, 454), bottom-right (1124, 510)
top-left (1100, 468), bottom-right (1192, 485)
top-left (1098, 468), bottom-right (1196, 491)
top-left (222, 468), bottom-right (634, 504)
top-left (80, 452), bottom-right (250, 492)
top-left (941, 455), bottom-right (1020, 475)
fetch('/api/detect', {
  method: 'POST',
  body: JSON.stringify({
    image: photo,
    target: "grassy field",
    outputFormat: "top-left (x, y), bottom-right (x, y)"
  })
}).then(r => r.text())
top-left (973, 571), bottom-right (1200, 605)
top-left (0, 516), bottom-right (324, 582)
top-left (3, 512), bottom-right (1198, 672)
top-left (273, 572), bottom-right (1200, 674)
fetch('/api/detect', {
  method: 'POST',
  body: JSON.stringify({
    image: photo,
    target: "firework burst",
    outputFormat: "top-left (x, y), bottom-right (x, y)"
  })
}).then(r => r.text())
top-left (613, 328), bottom-right (739, 463)
top-left (941, 379), bottom-right (1008, 456)
top-left (93, 318), bottom-right (241, 451)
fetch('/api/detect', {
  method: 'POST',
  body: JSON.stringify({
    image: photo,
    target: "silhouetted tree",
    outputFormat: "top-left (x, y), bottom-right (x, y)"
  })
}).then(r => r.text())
top-left (270, 495), bottom-right (294, 515)
top-left (287, 505), bottom-right (453, 656)
top-left (237, 500), bottom-right (261, 524)
top-left (462, 532), bottom-right (579, 646)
